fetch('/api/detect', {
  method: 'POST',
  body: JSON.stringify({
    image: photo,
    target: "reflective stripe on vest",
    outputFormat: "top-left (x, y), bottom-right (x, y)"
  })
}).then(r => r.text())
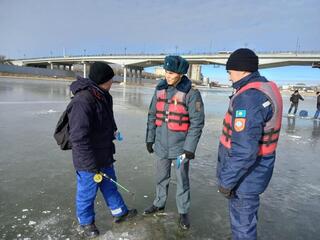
top-left (220, 81), bottom-right (283, 156)
top-left (155, 89), bottom-right (190, 131)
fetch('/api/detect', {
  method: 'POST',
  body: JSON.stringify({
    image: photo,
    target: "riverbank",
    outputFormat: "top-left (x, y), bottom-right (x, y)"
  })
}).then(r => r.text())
top-left (0, 73), bottom-right (74, 81)
top-left (1, 75), bottom-right (318, 98)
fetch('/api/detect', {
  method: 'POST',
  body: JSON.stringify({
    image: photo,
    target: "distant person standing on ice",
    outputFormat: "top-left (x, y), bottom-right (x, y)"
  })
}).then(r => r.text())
top-left (216, 48), bottom-right (283, 240)
top-left (288, 89), bottom-right (304, 115)
top-left (68, 62), bottom-right (137, 238)
top-left (144, 55), bottom-right (205, 230)
top-left (313, 91), bottom-right (320, 119)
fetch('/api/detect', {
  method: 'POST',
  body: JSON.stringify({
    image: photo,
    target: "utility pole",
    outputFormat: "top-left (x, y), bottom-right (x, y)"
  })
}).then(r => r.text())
top-left (295, 37), bottom-right (300, 55)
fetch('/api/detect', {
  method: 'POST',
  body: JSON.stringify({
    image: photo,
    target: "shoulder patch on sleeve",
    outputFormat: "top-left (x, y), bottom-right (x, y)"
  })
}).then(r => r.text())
top-left (235, 110), bottom-right (246, 118)
top-left (234, 118), bottom-right (246, 132)
top-left (195, 101), bottom-right (202, 112)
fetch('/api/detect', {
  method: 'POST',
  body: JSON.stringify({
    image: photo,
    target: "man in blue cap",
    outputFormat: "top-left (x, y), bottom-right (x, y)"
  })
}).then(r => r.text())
top-left (217, 49), bottom-right (283, 240)
top-left (144, 55), bottom-right (205, 230)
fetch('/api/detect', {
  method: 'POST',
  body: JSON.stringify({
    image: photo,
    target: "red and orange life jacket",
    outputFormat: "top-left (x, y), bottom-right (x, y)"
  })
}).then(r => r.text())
top-left (220, 81), bottom-right (283, 156)
top-left (155, 89), bottom-right (190, 132)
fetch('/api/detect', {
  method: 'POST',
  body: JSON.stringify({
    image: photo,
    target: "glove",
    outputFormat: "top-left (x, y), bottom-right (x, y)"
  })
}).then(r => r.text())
top-left (218, 186), bottom-right (234, 199)
top-left (146, 142), bottom-right (154, 153)
top-left (183, 150), bottom-right (195, 159)
top-left (114, 131), bottom-right (123, 141)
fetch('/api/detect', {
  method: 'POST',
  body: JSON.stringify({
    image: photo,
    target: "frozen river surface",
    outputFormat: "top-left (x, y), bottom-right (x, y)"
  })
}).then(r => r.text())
top-left (0, 78), bottom-right (319, 240)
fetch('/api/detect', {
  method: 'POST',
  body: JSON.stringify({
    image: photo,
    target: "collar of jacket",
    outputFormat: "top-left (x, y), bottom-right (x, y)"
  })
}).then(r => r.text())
top-left (156, 75), bottom-right (192, 93)
top-left (87, 79), bottom-right (114, 100)
top-left (232, 71), bottom-right (267, 90)
top-left (87, 79), bottom-right (106, 94)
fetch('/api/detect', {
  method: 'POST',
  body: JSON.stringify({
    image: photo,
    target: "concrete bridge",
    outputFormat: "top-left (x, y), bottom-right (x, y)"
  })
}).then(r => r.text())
top-left (10, 52), bottom-right (320, 84)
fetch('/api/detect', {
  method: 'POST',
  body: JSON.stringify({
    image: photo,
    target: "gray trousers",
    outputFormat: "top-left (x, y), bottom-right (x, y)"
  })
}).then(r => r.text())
top-left (153, 158), bottom-right (190, 214)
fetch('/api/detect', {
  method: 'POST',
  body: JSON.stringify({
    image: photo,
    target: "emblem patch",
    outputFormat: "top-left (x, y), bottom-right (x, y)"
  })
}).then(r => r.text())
top-left (195, 101), bottom-right (202, 112)
top-left (234, 118), bottom-right (246, 132)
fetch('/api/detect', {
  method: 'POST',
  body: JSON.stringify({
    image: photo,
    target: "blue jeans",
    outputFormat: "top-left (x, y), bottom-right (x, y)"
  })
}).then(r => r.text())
top-left (288, 103), bottom-right (298, 114)
top-left (229, 194), bottom-right (260, 240)
top-left (314, 109), bottom-right (320, 119)
top-left (76, 165), bottom-right (128, 225)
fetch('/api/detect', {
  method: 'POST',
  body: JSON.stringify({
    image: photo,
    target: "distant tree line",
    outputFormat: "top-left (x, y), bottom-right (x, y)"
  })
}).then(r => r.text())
top-left (0, 55), bottom-right (13, 65)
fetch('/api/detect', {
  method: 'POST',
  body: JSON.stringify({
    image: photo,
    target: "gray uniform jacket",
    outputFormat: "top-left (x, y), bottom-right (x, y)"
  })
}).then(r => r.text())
top-left (146, 76), bottom-right (205, 159)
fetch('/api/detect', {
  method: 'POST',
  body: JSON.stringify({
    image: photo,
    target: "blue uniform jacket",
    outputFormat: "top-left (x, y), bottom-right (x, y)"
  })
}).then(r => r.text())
top-left (217, 72), bottom-right (276, 195)
top-left (68, 77), bottom-right (117, 172)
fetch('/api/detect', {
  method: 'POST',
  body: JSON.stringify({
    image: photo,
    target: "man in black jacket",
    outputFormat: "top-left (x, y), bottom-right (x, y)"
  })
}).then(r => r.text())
top-left (288, 90), bottom-right (304, 115)
top-left (68, 62), bottom-right (137, 238)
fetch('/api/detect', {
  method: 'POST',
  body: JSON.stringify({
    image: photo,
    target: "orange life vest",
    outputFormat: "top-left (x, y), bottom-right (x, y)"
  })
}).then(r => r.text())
top-left (155, 89), bottom-right (190, 132)
top-left (220, 81), bottom-right (283, 156)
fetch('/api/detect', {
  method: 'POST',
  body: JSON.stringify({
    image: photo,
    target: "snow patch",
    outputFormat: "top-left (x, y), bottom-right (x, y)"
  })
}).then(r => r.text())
top-left (28, 221), bottom-right (36, 225)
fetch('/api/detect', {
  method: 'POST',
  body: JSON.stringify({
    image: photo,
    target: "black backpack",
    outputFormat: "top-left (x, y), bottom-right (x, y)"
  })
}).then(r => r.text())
top-left (53, 100), bottom-right (73, 150)
top-left (53, 90), bottom-right (95, 150)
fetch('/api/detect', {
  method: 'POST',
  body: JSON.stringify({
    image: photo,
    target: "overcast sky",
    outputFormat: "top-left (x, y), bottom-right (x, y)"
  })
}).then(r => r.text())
top-left (1, 0), bottom-right (319, 58)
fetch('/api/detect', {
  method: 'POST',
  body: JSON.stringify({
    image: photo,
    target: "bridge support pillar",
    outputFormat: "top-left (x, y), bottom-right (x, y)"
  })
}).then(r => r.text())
top-left (129, 68), bottom-right (133, 83)
top-left (123, 66), bottom-right (127, 84)
top-left (187, 64), bottom-right (202, 82)
top-left (187, 65), bottom-right (191, 79)
top-left (132, 69), bottom-right (136, 84)
top-left (137, 69), bottom-right (141, 85)
top-left (83, 62), bottom-right (87, 78)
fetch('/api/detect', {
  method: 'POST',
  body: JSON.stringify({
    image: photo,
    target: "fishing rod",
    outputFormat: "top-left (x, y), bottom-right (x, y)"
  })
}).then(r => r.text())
top-left (93, 172), bottom-right (135, 196)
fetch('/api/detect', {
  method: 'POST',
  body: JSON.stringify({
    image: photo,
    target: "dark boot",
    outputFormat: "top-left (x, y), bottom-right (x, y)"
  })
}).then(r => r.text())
top-left (77, 223), bottom-right (99, 238)
top-left (113, 208), bottom-right (138, 223)
top-left (143, 205), bottom-right (165, 215)
top-left (179, 213), bottom-right (190, 230)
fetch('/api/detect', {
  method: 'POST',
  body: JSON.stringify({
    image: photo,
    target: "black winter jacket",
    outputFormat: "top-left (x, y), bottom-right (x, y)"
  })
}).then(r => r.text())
top-left (68, 77), bottom-right (117, 172)
top-left (290, 93), bottom-right (304, 104)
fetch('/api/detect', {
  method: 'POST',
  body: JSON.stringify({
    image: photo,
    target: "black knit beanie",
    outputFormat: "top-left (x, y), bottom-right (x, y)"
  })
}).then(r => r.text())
top-left (89, 62), bottom-right (114, 85)
top-left (226, 48), bottom-right (259, 72)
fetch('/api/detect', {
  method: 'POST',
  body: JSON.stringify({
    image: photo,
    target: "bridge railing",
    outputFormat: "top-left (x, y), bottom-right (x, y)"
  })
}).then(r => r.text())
top-left (11, 51), bottom-right (320, 61)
